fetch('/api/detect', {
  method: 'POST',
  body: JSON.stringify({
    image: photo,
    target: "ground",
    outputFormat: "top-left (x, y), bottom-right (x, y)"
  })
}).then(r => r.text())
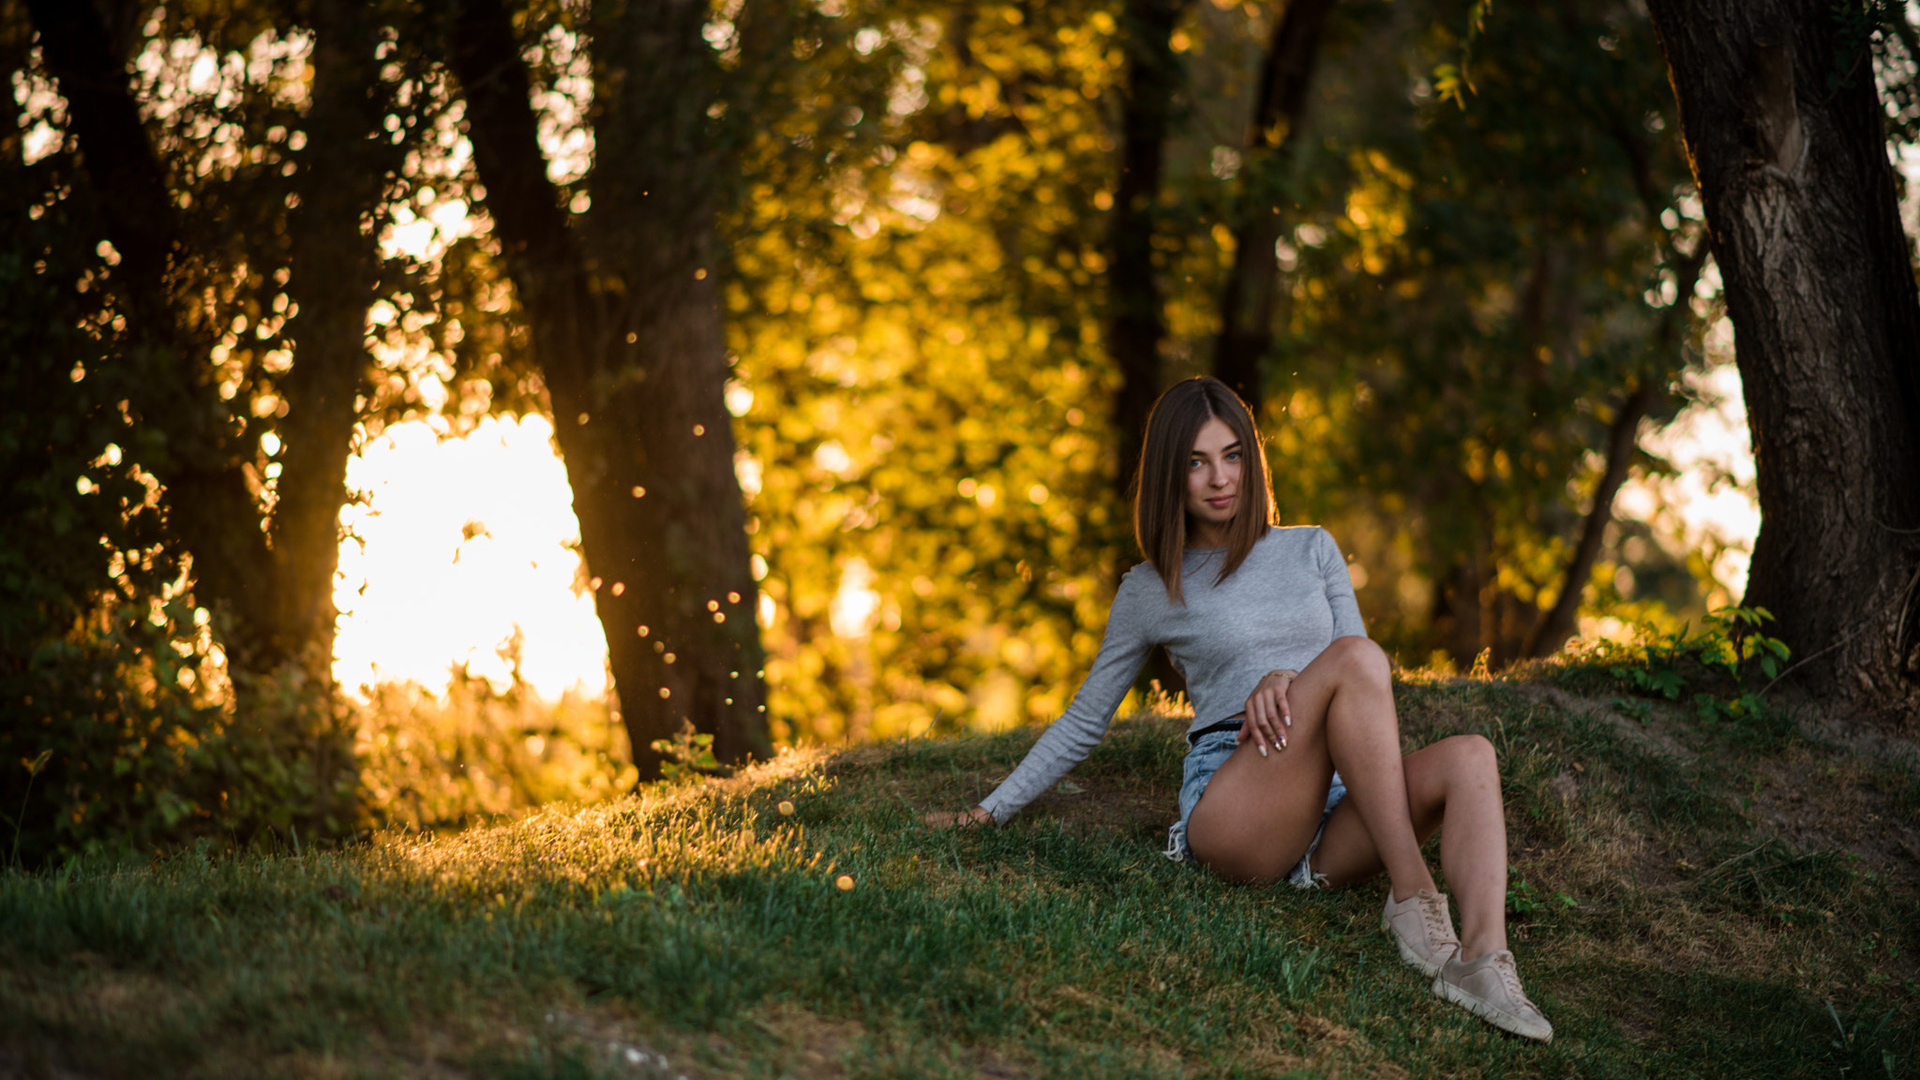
top-left (1, 669), bottom-right (1915, 1079)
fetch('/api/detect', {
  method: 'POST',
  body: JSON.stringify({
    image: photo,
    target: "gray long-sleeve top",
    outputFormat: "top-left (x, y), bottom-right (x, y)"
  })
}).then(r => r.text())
top-left (977, 526), bottom-right (1367, 824)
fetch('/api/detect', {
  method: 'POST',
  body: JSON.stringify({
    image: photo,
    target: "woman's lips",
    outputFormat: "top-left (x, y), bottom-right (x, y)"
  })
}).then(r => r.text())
top-left (1207, 495), bottom-right (1235, 508)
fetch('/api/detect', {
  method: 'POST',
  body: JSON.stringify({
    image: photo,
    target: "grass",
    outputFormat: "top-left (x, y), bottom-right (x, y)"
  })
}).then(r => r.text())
top-left (2, 673), bottom-right (1916, 1079)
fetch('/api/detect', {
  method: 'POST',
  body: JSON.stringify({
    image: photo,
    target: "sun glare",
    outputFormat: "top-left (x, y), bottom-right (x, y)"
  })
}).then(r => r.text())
top-left (327, 369), bottom-right (1763, 703)
top-left (332, 415), bottom-right (608, 699)
top-left (1616, 358), bottom-right (1760, 605)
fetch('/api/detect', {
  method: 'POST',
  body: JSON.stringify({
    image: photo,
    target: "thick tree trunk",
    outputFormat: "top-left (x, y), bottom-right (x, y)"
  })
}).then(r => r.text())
top-left (1645, 0), bottom-right (1920, 716)
top-left (1107, 0), bottom-right (1190, 502)
top-left (1212, 0), bottom-right (1336, 407)
top-left (273, 0), bottom-right (399, 678)
top-left (449, 0), bottom-right (769, 774)
top-left (26, 0), bottom-right (278, 672)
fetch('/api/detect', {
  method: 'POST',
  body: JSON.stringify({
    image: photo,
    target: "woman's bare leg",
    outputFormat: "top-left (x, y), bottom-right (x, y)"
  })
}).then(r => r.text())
top-left (1311, 734), bottom-right (1510, 961)
top-left (1188, 636), bottom-right (1430, 896)
top-left (1186, 635), bottom-right (1512, 960)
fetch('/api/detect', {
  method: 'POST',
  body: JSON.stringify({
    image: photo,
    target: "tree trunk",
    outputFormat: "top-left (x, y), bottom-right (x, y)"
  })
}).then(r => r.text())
top-left (1522, 379), bottom-right (1656, 659)
top-left (273, 0), bottom-right (400, 679)
top-left (1106, 0), bottom-right (1192, 699)
top-left (449, 0), bottom-right (769, 775)
top-left (1212, 0), bottom-right (1336, 407)
top-left (26, 0), bottom-right (278, 672)
top-left (1107, 0), bottom-right (1190, 502)
top-left (1645, 0), bottom-right (1920, 717)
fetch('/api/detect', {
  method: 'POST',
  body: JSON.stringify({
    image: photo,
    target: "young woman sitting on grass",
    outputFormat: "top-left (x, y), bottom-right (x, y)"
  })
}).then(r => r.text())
top-left (926, 376), bottom-right (1553, 1041)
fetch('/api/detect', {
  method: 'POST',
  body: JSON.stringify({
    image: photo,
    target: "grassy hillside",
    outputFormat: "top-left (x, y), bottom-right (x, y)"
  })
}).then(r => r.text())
top-left (3, 671), bottom-right (1915, 1079)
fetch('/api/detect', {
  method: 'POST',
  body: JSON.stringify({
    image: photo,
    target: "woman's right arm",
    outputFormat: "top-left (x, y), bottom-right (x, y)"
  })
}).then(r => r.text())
top-left (929, 573), bottom-right (1156, 827)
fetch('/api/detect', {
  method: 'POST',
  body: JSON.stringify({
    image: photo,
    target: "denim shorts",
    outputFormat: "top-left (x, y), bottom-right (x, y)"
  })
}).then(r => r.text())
top-left (1163, 726), bottom-right (1347, 889)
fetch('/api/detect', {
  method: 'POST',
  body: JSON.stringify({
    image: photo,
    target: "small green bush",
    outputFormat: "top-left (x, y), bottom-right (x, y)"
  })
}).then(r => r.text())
top-left (1566, 606), bottom-right (1797, 742)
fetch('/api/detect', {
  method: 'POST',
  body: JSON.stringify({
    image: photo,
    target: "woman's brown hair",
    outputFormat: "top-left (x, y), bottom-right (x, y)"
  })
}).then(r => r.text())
top-left (1133, 376), bottom-right (1276, 604)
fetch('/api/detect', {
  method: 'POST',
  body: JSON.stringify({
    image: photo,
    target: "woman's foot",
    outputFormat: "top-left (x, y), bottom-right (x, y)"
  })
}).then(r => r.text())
top-left (1431, 949), bottom-right (1554, 1041)
top-left (1382, 887), bottom-right (1459, 977)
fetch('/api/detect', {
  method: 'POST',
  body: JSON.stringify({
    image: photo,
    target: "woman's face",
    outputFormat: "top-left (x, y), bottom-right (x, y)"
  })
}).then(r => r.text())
top-left (1184, 416), bottom-right (1242, 540)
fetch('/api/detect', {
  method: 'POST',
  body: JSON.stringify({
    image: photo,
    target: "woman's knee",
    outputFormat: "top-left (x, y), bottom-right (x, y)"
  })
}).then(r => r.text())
top-left (1440, 733), bottom-right (1498, 775)
top-left (1324, 635), bottom-right (1391, 685)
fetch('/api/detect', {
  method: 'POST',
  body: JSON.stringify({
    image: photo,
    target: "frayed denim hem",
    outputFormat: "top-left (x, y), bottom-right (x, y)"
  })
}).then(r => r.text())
top-left (1166, 727), bottom-right (1345, 889)
top-left (1166, 816), bottom-right (1333, 889)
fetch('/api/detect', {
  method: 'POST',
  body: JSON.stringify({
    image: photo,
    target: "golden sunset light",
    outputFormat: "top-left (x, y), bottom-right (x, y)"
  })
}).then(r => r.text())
top-left (326, 368), bottom-right (1763, 711)
top-left (14, 1), bottom-right (1920, 1070)
top-left (331, 414), bottom-right (608, 699)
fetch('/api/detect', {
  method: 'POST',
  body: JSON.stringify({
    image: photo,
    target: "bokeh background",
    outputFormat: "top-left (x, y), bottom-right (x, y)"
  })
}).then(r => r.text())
top-left (6, 0), bottom-right (1914, 864)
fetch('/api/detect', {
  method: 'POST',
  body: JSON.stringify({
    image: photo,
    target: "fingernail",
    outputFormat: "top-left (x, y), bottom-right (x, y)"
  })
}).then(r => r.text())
top-left (1258, 744), bottom-right (1268, 758)
top-left (1280, 737), bottom-right (1288, 749)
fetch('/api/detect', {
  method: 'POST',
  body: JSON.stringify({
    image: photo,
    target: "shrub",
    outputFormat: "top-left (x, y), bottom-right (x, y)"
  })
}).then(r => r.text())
top-left (354, 665), bottom-right (635, 830)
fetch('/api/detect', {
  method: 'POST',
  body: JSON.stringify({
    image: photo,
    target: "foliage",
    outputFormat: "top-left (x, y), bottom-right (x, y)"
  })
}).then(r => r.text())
top-left (1505, 867), bottom-right (1577, 918)
top-left (1854, 0), bottom-right (1920, 154)
top-left (723, 0), bottom-right (1732, 746)
top-left (355, 665), bottom-right (635, 831)
top-left (0, 59), bottom-right (353, 866)
top-left (0, 596), bottom-right (357, 868)
top-left (723, 0), bottom-right (1132, 742)
top-left (4, 0), bottom-right (1849, 850)
top-left (647, 722), bottom-right (722, 785)
top-left (1567, 606), bottom-right (1795, 738)
top-left (1251, 0), bottom-right (1710, 663)
top-left (125, 0), bottom-right (448, 445)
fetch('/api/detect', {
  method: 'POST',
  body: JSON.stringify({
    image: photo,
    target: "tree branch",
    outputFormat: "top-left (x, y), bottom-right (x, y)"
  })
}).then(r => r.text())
top-left (1212, 0), bottom-right (1337, 406)
top-left (24, 0), bottom-right (177, 319)
top-left (1524, 245), bottom-right (1706, 658)
top-left (446, 0), bottom-right (579, 292)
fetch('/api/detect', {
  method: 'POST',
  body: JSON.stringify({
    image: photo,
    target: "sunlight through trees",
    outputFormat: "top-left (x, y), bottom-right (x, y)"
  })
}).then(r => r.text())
top-left (4, 0), bottom-right (1915, 861)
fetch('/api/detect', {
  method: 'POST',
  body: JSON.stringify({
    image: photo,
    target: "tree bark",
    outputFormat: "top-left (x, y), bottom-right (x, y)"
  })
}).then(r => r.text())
top-left (1211, 0), bottom-right (1337, 407)
top-left (273, 0), bottom-right (401, 678)
top-left (1523, 381), bottom-right (1655, 658)
top-left (1645, 0), bottom-right (1920, 716)
top-left (26, 0), bottom-right (279, 671)
top-left (1105, 0), bottom-right (1192, 699)
top-left (1107, 0), bottom-right (1190, 503)
top-left (449, 0), bottom-right (769, 774)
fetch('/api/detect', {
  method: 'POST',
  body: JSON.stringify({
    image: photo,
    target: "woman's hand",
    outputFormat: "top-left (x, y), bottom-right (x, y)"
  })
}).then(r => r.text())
top-left (1240, 669), bottom-right (1298, 757)
top-left (923, 805), bottom-right (993, 829)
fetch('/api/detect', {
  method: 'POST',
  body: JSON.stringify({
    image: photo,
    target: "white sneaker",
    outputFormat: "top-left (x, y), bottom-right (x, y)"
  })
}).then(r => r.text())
top-left (1381, 888), bottom-right (1459, 977)
top-left (1432, 948), bottom-right (1554, 1042)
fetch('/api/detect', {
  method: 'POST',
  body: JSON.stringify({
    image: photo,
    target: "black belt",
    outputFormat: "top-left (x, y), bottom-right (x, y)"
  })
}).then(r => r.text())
top-left (1187, 716), bottom-right (1245, 746)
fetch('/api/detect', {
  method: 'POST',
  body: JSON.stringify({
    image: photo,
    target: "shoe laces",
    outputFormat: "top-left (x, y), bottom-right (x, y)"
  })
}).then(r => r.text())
top-left (1491, 953), bottom-right (1538, 1011)
top-left (1421, 894), bottom-right (1455, 943)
